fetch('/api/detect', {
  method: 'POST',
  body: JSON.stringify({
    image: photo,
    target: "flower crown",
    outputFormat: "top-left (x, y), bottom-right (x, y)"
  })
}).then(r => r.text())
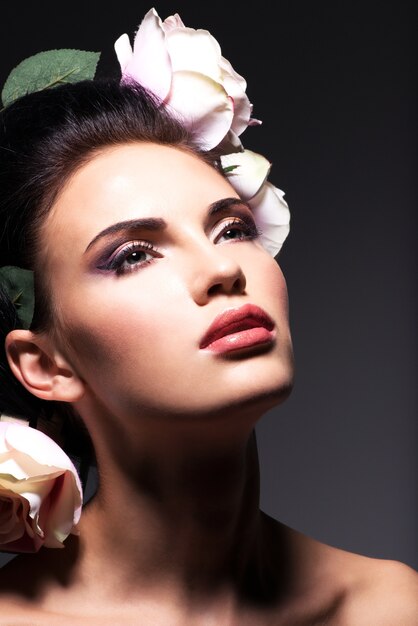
top-left (0, 7), bottom-right (290, 553)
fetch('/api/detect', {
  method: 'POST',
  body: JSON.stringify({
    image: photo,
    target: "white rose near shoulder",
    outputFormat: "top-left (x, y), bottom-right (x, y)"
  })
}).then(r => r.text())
top-left (0, 420), bottom-right (83, 553)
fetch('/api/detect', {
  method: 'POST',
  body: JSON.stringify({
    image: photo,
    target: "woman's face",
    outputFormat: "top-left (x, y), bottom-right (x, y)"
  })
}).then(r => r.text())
top-left (42, 143), bottom-right (294, 425)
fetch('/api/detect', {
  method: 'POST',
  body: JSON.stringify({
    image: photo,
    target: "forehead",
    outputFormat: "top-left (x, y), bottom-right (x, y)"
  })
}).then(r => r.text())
top-left (44, 142), bottom-right (236, 251)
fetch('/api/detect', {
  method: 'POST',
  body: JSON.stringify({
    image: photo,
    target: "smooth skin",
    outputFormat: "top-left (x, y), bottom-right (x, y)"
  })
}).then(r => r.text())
top-left (1, 143), bottom-right (417, 625)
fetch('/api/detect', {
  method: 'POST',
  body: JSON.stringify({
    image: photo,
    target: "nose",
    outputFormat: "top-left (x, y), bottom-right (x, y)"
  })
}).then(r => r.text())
top-left (188, 243), bottom-right (247, 306)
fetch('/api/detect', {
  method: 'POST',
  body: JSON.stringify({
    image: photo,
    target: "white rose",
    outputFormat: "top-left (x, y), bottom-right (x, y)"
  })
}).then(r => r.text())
top-left (0, 420), bottom-right (83, 553)
top-left (220, 150), bottom-right (290, 257)
top-left (115, 8), bottom-right (290, 257)
top-left (114, 7), bottom-right (258, 150)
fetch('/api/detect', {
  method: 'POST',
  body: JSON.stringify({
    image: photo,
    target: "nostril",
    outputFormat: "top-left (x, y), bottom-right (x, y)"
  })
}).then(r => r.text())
top-left (235, 273), bottom-right (246, 288)
top-left (232, 276), bottom-right (245, 293)
top-left (207, 276), bottom-right (245, 297)
top-left (207, 283), bottom-right (222, 296)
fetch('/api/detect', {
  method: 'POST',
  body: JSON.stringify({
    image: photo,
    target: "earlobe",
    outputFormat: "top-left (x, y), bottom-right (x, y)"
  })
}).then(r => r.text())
top-left (5, 329), bottom-right (85, 403)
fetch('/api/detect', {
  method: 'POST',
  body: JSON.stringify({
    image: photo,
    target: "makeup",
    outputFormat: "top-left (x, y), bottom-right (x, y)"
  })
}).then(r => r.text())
top-left (199, 303), bottom-right (275, 354)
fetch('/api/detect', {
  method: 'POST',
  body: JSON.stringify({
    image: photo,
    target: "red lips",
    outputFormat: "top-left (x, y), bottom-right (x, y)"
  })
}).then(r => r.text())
top-left (199, 303), bottom-right (275, 351)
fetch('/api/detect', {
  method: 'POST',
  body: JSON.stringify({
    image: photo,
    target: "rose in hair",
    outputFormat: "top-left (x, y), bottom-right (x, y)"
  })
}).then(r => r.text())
top-left (114, 7), bottom-right (258, 151)
top-left (220, 150), bottom-right (291, 257)
top-left (114, 7), bottom-right (290, 257)
top-left (0, 421), bottom-right (83, 552)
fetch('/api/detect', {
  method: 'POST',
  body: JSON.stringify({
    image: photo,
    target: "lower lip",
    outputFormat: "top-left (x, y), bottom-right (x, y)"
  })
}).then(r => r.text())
top-left (202, 327), bottom-right (275, 354)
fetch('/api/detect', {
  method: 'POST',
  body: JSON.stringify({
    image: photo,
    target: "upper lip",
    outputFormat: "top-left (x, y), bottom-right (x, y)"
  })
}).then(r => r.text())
top-left (199, 303), bottom-right (275, 349)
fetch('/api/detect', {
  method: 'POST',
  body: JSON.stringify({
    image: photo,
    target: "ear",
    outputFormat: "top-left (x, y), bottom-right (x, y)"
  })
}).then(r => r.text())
top-left (5, 329), bottom-right (85, 403)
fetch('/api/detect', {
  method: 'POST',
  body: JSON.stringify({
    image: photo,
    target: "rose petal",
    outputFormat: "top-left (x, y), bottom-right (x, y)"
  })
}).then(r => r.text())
top-left (162, 13), bottom-right (185, 31)
top-left (0, 489), bottom-right (46, 552)
top-left (0, 422), bottom-right (83, 552)
top-left (249, 182), bottom-right (291, 257)
top-left (219, 56), bottom-right (247, 94)
top-left (121, 8), bottom-right (172, 101)
top-left (219, 57), bottom-right (252, 136)
top-left (220, 150), bottom-right (271, 200)
top-left (2, 527), bottom-right (44, 553)
top-left (225, 84), bottom-right (252, 136)
top-left (168, 70), bottom-right (234, 150)
top-left (113, 33), bottom-right (133, 73)
top-left (0, 492), bottom-right (28, 541)
top-left (0, 451), bottom-right (68, 483)
top-left (0, 455), bottom-right (32, 480)
top-left (43, 471), bottom-right (82, 548)
top-left (20, 475), bottom-right (57, 520)
top-left (4, 422), bottom-right (80, 479)
top-left (217, 130), bottom-right (244, 155)
top-left (165, 27), bottom-right (223, 83)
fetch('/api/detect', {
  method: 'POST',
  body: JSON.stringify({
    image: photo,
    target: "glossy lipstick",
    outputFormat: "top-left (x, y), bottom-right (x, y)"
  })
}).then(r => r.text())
top-left (199, 304), bottom-right (275, 354)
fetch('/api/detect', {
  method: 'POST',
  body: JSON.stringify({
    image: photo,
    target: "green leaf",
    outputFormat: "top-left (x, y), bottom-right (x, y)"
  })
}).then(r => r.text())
top-left (1, 49), bottom-right (101, 107)
top-left (0, 266), bottom-right (35, 329)
top-left (222, 164), bottom-right (240, 174)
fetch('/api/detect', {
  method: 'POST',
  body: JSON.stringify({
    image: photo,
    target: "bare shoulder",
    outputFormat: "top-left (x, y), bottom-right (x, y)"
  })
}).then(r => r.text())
top-left (276, 522), bottom-right (418, 625)
top-left (338, 554), bottom-right (418, 625)
top-left (0, 602), bottom-right (29, 626)
top-left (0, 593), bottom-right (34, 626)
top-left (299, 525), bottom-right (418, 625)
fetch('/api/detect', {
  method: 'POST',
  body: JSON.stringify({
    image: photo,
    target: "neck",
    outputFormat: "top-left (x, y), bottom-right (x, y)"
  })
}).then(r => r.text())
top-left (76, 424), bottom-right (271, 601)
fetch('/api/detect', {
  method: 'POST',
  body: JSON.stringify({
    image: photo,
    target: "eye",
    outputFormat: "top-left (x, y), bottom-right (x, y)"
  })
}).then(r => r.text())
top-left (98, 241), bottom-right (159, 276)
top-left (215, 217), bottom-right (262, 244)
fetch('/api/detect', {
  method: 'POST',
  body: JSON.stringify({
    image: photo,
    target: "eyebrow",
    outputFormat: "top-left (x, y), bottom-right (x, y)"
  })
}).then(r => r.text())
top-left (85, 217), bottom-right (166, 253)
top-left (84, 197), bottom-right (248, 253)
top-left (208, 197), bottom-right (247, 216)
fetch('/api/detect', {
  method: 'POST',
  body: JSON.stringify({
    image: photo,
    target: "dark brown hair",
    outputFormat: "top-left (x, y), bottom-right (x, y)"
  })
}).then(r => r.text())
top-left (0, 78), bottom-right (216, 477)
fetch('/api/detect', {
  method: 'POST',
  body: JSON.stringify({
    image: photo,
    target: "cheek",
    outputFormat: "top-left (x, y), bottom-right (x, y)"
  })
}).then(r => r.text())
top-left (54, 273), bottom-right (190, 379)
top-left (268, 261), bottom-right (288, 299)
top-left (250, 254), bottom-right (289, 320)
top-left (274, 266), bottom-right (290, 321)
top-left (53, 278), bottom-right (207, 418)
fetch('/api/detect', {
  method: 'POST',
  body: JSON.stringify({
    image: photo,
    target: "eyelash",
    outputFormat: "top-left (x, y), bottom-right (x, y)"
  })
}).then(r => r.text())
top-left (99, 217), bottom-right (262, 276)
top-left (98, 241), bottom-right (156, 276)
top-left (215, 217), bottom-right (262, 243)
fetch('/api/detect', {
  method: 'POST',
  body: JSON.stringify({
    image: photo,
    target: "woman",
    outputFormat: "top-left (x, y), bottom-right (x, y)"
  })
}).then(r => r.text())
top-left (0, 8), bottom-right (417, 625)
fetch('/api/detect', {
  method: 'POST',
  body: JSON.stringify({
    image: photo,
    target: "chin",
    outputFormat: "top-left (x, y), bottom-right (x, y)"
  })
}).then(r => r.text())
top-left (235, 373), bottom-right (294, 417)
top-left (193, 363), bottom-right (295, 425)
top-left (234, 359), bottom-right (295, 421)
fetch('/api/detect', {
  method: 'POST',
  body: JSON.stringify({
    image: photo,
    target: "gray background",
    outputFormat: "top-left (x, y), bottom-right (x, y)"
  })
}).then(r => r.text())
top-left (1, 1), bottom-right (416, 569)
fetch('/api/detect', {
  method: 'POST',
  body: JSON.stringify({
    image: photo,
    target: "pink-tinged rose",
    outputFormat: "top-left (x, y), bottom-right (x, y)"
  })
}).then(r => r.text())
top-left (0, 421), bottom-right (83, 553)
top-left (249, 182), bottom-right (290, 258)
top-left (114, 8), bottom-right (256, 150)
top-left (220, 149), bottom-right (290, 257)
top-left (115, 9), bottom-right (291, 256)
